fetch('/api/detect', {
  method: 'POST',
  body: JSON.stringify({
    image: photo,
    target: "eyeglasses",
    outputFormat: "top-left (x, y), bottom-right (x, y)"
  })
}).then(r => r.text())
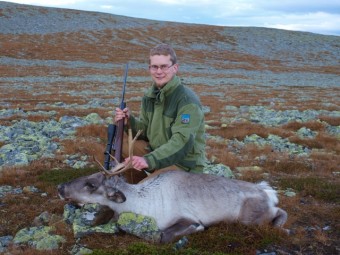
top-left (149, 63), bottom-right (175, 72)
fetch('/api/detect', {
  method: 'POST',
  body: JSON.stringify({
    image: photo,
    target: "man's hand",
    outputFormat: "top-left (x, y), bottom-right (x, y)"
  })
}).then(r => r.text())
top-left (124, 156), bottom-right (149, 171)
top-left (115, 107), bottom-right (130, 125)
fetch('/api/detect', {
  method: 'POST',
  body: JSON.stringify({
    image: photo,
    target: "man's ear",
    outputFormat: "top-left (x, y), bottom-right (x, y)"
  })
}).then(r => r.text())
top-left (173, 63), bottom-right (179, 73)
top-left (107, 189), bottom-right (126, 203)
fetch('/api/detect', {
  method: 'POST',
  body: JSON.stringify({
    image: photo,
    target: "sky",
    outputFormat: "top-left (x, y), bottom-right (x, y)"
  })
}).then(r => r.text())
top-left (4, 0), bottom-right (340, 36)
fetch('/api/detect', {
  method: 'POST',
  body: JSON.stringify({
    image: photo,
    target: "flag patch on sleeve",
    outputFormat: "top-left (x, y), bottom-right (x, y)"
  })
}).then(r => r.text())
top-left (181, 114), bottom-right (190, 124)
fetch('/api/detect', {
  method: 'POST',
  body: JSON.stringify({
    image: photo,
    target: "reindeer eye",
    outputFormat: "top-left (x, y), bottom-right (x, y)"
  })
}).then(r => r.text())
top-left (85, 181), bottom-right (98, 191)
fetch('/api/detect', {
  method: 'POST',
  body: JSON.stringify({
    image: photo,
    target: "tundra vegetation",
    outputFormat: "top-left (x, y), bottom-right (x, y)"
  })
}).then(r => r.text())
top-left (0, 2), bottom-right (339, 254)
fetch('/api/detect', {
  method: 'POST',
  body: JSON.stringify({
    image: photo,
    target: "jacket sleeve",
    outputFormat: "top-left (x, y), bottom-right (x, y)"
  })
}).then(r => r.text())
top-left (144, 103), bottom-right (204, 171)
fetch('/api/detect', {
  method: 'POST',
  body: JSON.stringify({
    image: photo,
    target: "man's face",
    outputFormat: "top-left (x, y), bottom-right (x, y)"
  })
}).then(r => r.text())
top-left (149, 54), bottom-right (178, 89)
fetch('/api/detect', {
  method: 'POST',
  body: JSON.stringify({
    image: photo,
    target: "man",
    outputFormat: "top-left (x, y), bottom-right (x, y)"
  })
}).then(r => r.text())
top-left (115, 43), bottom-right (206, 183)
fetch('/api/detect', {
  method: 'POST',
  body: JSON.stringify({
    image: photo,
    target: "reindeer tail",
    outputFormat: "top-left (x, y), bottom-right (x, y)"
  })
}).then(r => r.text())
top-left (257, 181), bottom-right (279, 207)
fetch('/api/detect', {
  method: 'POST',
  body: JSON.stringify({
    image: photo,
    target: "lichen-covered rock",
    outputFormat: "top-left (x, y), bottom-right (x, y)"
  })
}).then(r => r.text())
top-left (64, 203), bottom-right (118, 238)
top-left (84, 112), bottom-right (104, 124)
top-left (13, 226), bottom-right (65, 250)
top-left (243, 134), bottom-right (311, 155)
top-left (0, 235), bottom-right (13, 253)
top-left (33, 211), bottom-right (51, 226)
top-left (325, 125), bottom-right (340, 138)
top-left (0, 185), bottom-right (22, 198)
top-left (63, 203), bottom-right (78, 224)
top-left (0, 113), bottom-right (106, 169)
top-left (203, 163), bottom-right (234, 178)
top-left (284, 189), bottom-right (297, 197)
top-left (70, 244), bottom-right (93, 255)
top-left (59, 115), bottom-right (87, 128)
top-left (73, 218), bottom-right (118, 238)
top-left (248, 106), bottom-right (327, 126)
top-left (236, 166), bottom-right (263, 172)
top-left (63, 154), bottom-right (89, 169)
top-left (22, 185), bottom-right (40, 194)
top-left (63, 204), bottom-right (161, 242)
top-left (296, 127), bottom-right (318, 139)
top-left (117, 212), bottom-right (161, 242)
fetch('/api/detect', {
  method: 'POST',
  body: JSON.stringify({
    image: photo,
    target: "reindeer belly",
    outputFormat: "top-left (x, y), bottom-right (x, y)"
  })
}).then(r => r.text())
top-left (169, 189), bottom-right (245, 227)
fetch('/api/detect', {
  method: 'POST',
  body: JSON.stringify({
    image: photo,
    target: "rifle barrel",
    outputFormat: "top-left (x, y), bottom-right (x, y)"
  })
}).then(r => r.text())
top-left (103, 63), bottom-right (129, 168)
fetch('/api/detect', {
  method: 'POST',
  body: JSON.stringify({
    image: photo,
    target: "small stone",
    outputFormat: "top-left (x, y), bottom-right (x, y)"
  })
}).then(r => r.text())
top-left (23, 186), bottom-right (40, 194)
top-left (173, 236), bottom-right (189, 250)
top-left (236, 166), bottom-right (263, 172)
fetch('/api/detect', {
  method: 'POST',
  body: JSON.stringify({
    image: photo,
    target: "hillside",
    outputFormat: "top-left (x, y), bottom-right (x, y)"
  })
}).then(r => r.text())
top-left (0, 1), bottom-right (339, 254)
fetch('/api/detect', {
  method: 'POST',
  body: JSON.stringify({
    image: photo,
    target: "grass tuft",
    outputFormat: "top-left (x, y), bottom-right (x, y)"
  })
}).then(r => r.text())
top-left (278, 177), bottom-right (339, 203)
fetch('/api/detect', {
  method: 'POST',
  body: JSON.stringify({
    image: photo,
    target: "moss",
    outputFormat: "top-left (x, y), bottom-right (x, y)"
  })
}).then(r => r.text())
top-left (13, 226), bottom-right (65, 250)
top-left (72, 219), bottom-right (118, 238)
top-left (118, 212), bottom-right (159, 232)
top-left (117, 212), bottom-right (161, 242)
top-left (34, 234), bottom-right (66, 250)
top-left (38, 167), bottom-right (98, 185)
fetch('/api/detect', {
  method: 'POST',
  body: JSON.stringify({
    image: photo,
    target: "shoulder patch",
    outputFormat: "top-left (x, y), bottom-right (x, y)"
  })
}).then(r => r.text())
top-left (181, 114), bottom-right (190, 124)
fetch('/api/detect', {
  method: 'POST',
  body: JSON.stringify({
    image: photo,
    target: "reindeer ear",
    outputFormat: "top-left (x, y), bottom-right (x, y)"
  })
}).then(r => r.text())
top-left (107, 188), bottom-right (126, 203)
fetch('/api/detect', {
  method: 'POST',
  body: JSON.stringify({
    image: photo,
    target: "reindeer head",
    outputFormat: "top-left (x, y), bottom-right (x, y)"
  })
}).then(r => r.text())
top-left (58, 129), bottom-right (142, 206)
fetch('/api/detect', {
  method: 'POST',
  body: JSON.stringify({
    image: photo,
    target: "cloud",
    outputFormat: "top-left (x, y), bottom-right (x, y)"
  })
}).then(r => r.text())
top-left (267, 12), bottom-right (340, 35)
top-left (3, 0), bottom-right (340, 35)
top-left (100, 5), bottom-right (113, 10)
top-left (7, 0), bottom-right (84, 6)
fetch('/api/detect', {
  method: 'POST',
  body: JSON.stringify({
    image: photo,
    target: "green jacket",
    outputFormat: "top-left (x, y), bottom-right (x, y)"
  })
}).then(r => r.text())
top-left (130, 75), bottom-right (206, 172)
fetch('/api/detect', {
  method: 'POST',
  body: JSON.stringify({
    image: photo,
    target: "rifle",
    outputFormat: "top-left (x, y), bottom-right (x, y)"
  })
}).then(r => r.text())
top-left (104, 63), bottom-right (129, 170)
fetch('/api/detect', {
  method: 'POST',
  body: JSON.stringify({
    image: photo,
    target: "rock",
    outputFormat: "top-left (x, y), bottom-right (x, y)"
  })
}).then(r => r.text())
top-left (247, 106), bottom-right (327, 126)
top-left (70, 244), bottom-right (93, 255)
top-left (71, 160), bottom-right (88, 169)
top-left (33, 211), bottom-right (51, 226)
top-left (256, 250), bottom-right (277, 255)
top-left (173, 236), bottom-right (189, 250)
top-left (225, 105), bottom-right (238, 111)
top-left (0, 235), bottom-right (13, 253)
top-left (243, 134), bottom-right (311, 155)
top-left (236, 166), bottom-right (263, 172)
top-left (22, 185), bottom-right (40, 194)
top-left (84, 112), bottom-right (104, 124)
top-left (13, 226), bottom-right (65, 250)
top-left (203, 163), bottom-right (234, 178)
top-left (63, 152), bottom-right (90, 169)
top-left (64, 203), bottom-right (118, 238)
top-left (59, 115), bottom-right (87, 128)
top-left (296, 127), bottom-right (317, 139)
top-left (73, 218), bottom-right (118, 239)
top-left (202, 105), bottom-right (211, 114)
top-left (0, 185), bottom-right (23, 198)
top-left (63, 203), bottom-right (78, 224)
top-left (117, 212), bottom-right (161, 242)
top-left (326, 124), bottom-right (340, 138)
top-left (75, 204), bottom-right (115, 226)
top-left (283, 188), bottom-right (297, 197)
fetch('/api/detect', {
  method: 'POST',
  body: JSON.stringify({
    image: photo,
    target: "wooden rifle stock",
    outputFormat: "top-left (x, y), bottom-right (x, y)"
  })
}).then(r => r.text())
top-left (104, 124), bottom-right (116, 170)
top-left (112, 104), bottom-right (125, 163)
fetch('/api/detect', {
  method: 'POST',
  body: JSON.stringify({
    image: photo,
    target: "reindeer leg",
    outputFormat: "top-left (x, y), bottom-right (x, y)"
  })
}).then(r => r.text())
top-left (160, 219), bottom-right (205, 243)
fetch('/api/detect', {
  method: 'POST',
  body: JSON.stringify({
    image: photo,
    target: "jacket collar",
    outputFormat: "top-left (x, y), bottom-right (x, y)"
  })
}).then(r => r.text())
top-left (146, 75), bottom-right (180, 103)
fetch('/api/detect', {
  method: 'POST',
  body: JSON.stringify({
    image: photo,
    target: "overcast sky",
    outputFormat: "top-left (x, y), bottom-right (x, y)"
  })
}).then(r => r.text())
top-left (5, 0), bottom-right (340, 36)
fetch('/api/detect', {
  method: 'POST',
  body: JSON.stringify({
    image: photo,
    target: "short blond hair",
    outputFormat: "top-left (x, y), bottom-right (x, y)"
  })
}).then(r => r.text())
top-left (149, 43), bottom-right (177, 64)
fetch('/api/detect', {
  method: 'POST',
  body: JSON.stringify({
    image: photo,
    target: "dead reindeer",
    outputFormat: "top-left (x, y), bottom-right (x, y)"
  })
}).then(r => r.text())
top-left (58, 129), bottom-right (288, 243)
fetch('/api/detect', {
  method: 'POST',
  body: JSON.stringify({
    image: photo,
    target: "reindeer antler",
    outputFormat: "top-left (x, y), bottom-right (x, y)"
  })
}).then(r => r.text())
top-left (94, 129), bottom-right (143, 176)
